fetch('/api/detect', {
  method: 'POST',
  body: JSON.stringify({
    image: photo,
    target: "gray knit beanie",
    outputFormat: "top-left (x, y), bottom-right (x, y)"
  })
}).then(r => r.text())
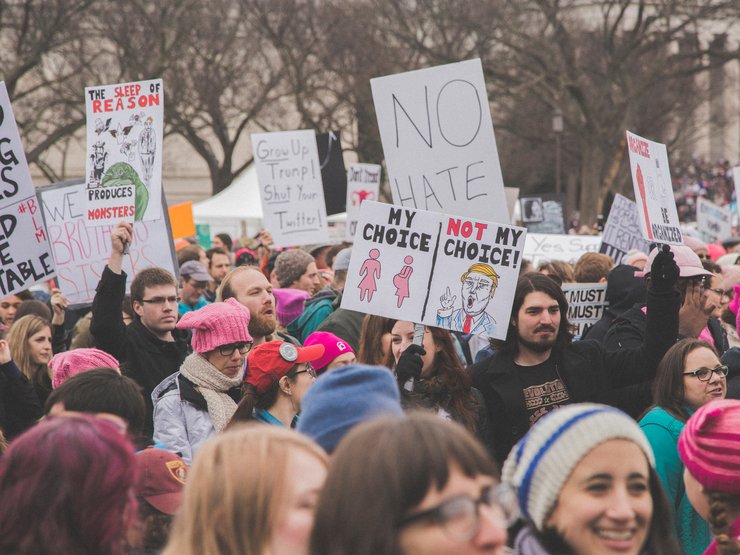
top-left (274, 250), bottom-right (315, 288)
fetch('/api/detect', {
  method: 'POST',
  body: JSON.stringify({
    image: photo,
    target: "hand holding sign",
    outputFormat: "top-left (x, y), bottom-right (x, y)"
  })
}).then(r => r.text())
top-left (50, 288), bottom-right (69, 325)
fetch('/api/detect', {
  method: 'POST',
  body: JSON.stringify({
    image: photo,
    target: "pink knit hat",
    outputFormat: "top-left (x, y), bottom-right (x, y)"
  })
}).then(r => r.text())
top-left (49, 348), bottom-right (120, 389)
top-left (176, 298), bottom-right (252, 353)
top-left (678, 399), bottom-right (740, 494)
top-left (273, 288), bottom-right (310, 327)
top-left (303, 331), bottom-right (355, 374)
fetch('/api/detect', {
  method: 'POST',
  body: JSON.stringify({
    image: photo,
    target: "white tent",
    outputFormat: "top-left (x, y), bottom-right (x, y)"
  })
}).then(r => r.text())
top-left (192, 164), bottom-right (264, 238)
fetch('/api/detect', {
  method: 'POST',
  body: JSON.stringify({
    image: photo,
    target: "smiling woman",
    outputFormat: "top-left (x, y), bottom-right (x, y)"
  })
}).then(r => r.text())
top-left (503, 403), bottom-right (680, 555)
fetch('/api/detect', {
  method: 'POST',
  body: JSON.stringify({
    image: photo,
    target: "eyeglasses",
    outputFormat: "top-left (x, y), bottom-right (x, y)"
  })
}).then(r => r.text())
top-left (140, 296), bottom-right (181, 305)
top-left (292, 363), bottom-right (317, 379)
top-left (398, 484), bottom-right (519, 541)
top-left (217, 341), bottom-right (253, 357)
top-left (706, 288), bottom-right (731, 302)
top-left (697, 253), bottom-right (711, 261)
top-left (683, 364), bottom-right (729, 381)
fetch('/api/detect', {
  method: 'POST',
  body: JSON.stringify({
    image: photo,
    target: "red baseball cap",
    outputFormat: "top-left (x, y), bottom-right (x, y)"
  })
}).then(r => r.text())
top-left (246, 340), bottom-right (324, 395)
top-left (135, 447), bottom-right (188, 515)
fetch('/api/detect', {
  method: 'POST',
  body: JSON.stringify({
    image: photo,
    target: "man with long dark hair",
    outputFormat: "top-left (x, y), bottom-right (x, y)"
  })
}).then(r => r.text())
top-left (471, 247), bottom-right (681, 464)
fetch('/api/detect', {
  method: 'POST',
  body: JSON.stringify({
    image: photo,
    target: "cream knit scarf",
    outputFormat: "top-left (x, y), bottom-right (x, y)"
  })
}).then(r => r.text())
top-left (179, 353), bottom-right (244, 432)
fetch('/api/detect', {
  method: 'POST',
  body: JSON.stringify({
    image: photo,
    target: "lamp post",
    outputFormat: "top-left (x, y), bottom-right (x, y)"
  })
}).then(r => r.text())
top-left (552, 108), bottom-right (563, 195)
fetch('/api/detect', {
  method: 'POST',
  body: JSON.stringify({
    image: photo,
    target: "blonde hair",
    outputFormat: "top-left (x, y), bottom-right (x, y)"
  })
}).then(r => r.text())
top-left (163, 425), bottom-right (327, 555)
top-left (6, 315), bottom-right (51, 387)
top-left (460, 263), bottom-right (499, 290)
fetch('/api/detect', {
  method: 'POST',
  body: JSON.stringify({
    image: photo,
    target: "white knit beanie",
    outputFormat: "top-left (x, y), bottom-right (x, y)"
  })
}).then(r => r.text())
top-left (501, 403), bottom-right (655, 531)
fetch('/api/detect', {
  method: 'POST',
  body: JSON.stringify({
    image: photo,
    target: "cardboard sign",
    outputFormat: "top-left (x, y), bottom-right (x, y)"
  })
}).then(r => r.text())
top-left (697, 197), bottom-right (731, 243)
top-left (252, 130), bottom-right (329, 248)
top-left (561, 283), bottom-right (608, 337)
top-left (345, 163), bottom-right (382, 241)
top-left (0, 82), bottom-right (57, 296)
top-left (599, 194), bottom-right (651, 264)
top-left (84, 79), bottom-right (164, 227)
top-left (317, 131), bottom-right (347, 215)
top-left (38, 179), bottom-right (178, 308)
top-left (523, 233), bottom-right (602, 267)
top-left (341, 201), bottom-right (526, 340)
top-left (625, 131), bottom-right (682, 245)
top-left (520, 193), bottom-right (566, 234)
top-left (371, 59), bottom-right (509, 223)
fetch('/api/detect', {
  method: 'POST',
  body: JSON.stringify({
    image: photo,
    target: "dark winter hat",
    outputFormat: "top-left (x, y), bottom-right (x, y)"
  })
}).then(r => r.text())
top-left (274, 250), bottom-right (316, 288)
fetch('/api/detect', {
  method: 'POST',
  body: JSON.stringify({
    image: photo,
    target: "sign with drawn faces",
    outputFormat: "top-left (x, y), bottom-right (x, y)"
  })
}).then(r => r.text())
top-left (341, 201), bottom-right (526, 340)
top-left (371, 59), bottom-right (509, 223)
top-left (625, 130), bottom-right (682, 245)
top-left (252, 129), bottom-right (330, 248)
top-left (345, 163), bottom-right (382, 241)
top-left (84, 78), bottom-right (164, 227)
top-left (0, 82), bottom-right (57, 296)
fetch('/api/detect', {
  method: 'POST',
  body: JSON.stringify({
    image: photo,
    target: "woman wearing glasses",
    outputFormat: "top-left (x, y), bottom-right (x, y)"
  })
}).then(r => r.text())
top-left (152, 298), bottom-right (253, 463)
top-left (310, 413), bottom-right (514, 555)
top-left (504, 403), bottom-right (679, 555)
top-left (230, 340), bottom-right (324, 428)
top-left (639, 338), bottom-right (728, 555)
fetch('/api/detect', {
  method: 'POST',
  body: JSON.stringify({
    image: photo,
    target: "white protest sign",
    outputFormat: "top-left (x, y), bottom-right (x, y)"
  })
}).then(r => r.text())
top-left (696, 197), bottom-right (731, 244)
top-left (371, 59), bottom-right (509, 223)
top-left (84, 79), bottom-right (164, 227)
top-left (561, 283), bottom-right (608, 337)
top-left (523, 233), bottom-right (601, 267)
top-left (625, 131), bottom-right (682, 245)
top-left (341, 201), bottom-right (526, 340)
top-left (252, 130), bottom-right (329, 248)
top-left (38, 180), bottom-right (178, 308)
top-left (0, 82), bottom-right (56, 296)
top-left (599, 194), bottom-right (651, 264)
top-left (345, 163), bottom-right (381, 241)
top-left (733, 166), bottom-right (740, 222)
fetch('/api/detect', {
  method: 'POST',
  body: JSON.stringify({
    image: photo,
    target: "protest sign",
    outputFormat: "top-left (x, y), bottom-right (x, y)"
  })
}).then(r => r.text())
top-left (523, 233), bottom-right (601, 267)
top-left (625, 131), bottom-right (682, 245)
top-left (520, 193), bottom-right (566, 234)
top-left (168, 201), bottom-right (196, 239)
top-left (505, 187), bottom-right (519, 224)
top-left (345, 163), bottom-right (382, 241)
top-left (341, 201), bottom-right (526, 340)
top-left (371, 59), bottom-right (509, 223)
top-left (697, 197), bottom-right (731, 244)
top-left (196, 224), bottom-right (211, 248)
top-left (599, 194), bottom-right (651, 264)
top-left (252, 130), bottom-right (329, 248)
top-left (317, 131), bottom-right (347, 215)
top-left (38, 179), bottom-right (178, 308)
top-left (733, 166), bottom-right (740, 206)
top-left (561, 283), bottom-right (608, 337)
top-left (0, 82), bottom-right (57, 296)
top-left (84, 79), bottom-right (164, 227)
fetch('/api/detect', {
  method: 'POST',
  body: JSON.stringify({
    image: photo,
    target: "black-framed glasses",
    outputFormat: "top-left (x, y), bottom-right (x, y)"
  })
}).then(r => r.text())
top-left (140, 296), bottom-right (181, 305)
top-left (683, 364), bottom-right (729, 381)
top-left (292, 363), bottom-right (317, 379)
top-left (398, 484), bottom-right (519, 541)
top-left (217, 341), bottom-right (253, 357)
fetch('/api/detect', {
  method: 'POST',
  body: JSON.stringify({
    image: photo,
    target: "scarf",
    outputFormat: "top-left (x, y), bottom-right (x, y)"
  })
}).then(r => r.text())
top-left (179, 353), bottom-right (244, 432)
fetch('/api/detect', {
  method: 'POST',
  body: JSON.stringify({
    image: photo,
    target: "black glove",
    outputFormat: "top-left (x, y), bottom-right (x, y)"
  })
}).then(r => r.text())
top-left (649, 244), bottom-right (680, 293)
top-left (396, 344), bottom-right (426, 384)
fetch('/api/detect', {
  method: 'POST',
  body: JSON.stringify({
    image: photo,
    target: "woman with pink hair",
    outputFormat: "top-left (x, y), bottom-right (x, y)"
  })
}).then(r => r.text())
top-left (0, 414), bottom-right (138, 554)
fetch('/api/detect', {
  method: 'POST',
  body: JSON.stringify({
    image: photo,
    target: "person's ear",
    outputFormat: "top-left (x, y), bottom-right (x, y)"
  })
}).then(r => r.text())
top-left (133, 301), bottom-right (145, 317)
top-left (279, 376), bottom-right (292, 395)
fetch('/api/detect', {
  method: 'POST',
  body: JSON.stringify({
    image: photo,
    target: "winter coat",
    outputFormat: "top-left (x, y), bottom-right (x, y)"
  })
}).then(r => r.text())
top-left (0, 360), bottom-right (42, 440)
top-left (91, 265), bottom-right (192, 436)
top-left (315, 292), bottom-right (365, 352)
top-left (639, 406), bottom-right (711, 555)
top-left (152, 371), bottom-right (241, 464)
top-left (287, 287), bottom-right (337, 343)
top-left (471, 287), bottom-right (679, 465)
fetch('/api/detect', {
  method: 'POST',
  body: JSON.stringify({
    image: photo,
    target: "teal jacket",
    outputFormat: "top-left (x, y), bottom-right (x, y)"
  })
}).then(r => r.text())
top-left (639, 406), bottom-right (711, 555)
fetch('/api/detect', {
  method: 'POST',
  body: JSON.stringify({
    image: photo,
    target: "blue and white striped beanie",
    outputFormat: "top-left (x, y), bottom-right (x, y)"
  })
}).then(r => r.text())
top-left (501, 403), bottom-right (655, 530)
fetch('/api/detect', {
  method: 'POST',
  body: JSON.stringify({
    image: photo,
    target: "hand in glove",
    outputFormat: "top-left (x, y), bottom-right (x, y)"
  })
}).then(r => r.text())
top-left (649, 244), bottom-right (680, 293)
top-left (395, 344), bottom-right (426, 384)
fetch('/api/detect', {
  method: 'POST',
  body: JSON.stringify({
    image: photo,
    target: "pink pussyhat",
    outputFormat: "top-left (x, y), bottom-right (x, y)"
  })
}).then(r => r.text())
top-left (49, 348), bottom-right (120, 389)
top-left (176, 298), bottom-right (252, 353)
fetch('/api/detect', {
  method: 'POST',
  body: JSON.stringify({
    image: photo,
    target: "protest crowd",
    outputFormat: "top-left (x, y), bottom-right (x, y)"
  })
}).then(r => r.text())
top-left (3, 51), bottom-right (740, 555)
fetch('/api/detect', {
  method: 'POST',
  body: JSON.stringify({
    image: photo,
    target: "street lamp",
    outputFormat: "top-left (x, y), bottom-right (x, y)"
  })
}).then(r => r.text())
top-left (552, 108), bottom-right (563, 194)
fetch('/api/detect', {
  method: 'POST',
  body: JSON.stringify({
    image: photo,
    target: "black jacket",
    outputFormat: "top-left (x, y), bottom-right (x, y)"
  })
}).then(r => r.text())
top-left (471, 288), bottom-right (679, 465)
top-left (0, 360), bottom-right (43, 440)
top-left (91, 265), bottom-right (191, 436)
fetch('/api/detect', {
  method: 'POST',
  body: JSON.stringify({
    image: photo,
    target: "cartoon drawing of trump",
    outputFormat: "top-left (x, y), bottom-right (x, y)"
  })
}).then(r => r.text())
top-left (436, 263), bottom-right (499, 336)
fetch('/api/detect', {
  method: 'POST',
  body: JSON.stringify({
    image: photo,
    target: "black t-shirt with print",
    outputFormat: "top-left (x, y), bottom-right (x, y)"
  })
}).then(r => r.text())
top-left (515, 357), bottom-right (571, 427)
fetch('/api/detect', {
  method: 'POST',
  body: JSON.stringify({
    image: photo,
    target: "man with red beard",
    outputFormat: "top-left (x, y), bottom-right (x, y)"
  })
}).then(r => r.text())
top-left (470, 247), bottom-right (681, 465)
top-left (91, 222), bottom-right (191, 436)
top-left (218, 266), bottom-right (281, 345)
